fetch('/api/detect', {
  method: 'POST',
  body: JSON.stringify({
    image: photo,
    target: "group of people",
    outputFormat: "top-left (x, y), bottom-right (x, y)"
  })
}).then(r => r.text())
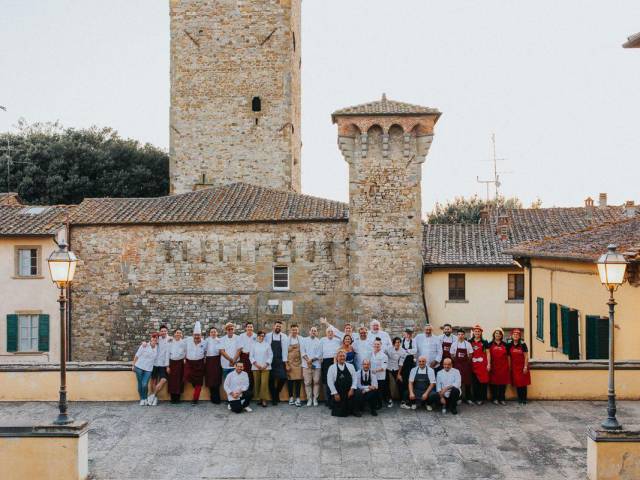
top-left (132, 318), bottom-right (531, 416)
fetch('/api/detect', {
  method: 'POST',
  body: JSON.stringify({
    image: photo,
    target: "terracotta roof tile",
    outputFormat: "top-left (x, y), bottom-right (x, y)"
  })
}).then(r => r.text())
top-left (0, 205), bottom-right (69, 235)
top-left (332, 94), bottom-right (440, 117)
top-left (71, 182), bottom-right (349, 226)
top-left (0, 192), bottom-right (22, 206)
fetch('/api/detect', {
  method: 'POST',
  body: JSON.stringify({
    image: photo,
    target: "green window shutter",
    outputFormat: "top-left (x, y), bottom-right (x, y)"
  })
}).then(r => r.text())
top-left (561, 306), bottom-right (570, 355)
top-left (549, 303), bottom-right (558, 348)
top-left (586, 315), bottom-right (609, 360)
top-left (38, 314), bottom-right (50, 352)
top-left (568, 310), bottom-right (580, 360)
top-left (536, 297), bottom-right (544, 340)
top-left (7, 314), bottom-right (18, 352)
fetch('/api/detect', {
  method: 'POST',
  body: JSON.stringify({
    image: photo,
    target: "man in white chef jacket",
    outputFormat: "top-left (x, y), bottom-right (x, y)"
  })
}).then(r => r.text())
top-left (436, 358), bottom-right (462, 415)
top-left (224, 361), bottom-right (253, 414)
top-left (415, 324), bottom-right (443, 370)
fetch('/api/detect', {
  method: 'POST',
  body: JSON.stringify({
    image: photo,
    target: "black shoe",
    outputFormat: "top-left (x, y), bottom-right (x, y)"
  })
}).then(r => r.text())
top-left (371, 409), bottom-right (378, 416)
top-left (191, 400), bottom-right (198, 405)
top-left (353, 412), bottom-right (362, 417)
top-left (451, 408), bottom-right (458, 415)
top-left (272, 400), bottom-right (278, 406)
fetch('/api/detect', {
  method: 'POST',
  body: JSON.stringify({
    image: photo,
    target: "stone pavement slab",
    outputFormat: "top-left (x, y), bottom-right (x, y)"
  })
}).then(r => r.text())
top-left (1, 400), bottom-right (639, 480)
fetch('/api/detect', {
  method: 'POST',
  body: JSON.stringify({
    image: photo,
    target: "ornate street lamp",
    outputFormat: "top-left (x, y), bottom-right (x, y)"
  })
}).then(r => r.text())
top-left (47, 240), bottom-right (78, 425)
top-left (596, 244), bottom-right (628, 430)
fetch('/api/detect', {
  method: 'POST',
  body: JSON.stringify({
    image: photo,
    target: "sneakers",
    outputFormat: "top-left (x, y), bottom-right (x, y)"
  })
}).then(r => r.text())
top-left (139, 399), bottom-right (147, 406)
top-left (295, 399), bottom-right (302, 407)
top-left (400, 403), bottom-right (411, 410)
top-left (411, 404), bottom-right (417, 410)
top-left (457, 399), bottom-right (462, 406)
top-left (476, 401), bottom-right (484, 406)
top-left (493, 400), bottom-right (499, 405)
top-left (244, 406), bottom-right (253, 413)
top-left (150, 395), bottom-right (158, 406)
top-left (313, 398), bottom-right (318, 407)
top-left (147, 394), bottom-right (156, 406)
top-left (387, 400), bottom-right (393, 408)
top-left (228, 404), bottom-right (231, 410)
top-left (307, 399), bottom-right (313, 407)
top-left (499, 400), bottom-right (507, 406)
top-left (466, 400), bottom-right (474, 406)
top-left (442, 408), bottom-right (447, 414)
top-left (288, 397), bottom-right (295, 405)
top-left (426, 404), bottom-right (433, 412)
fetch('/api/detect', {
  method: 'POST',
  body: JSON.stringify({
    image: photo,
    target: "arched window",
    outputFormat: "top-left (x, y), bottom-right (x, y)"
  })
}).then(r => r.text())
top-left (252, 96), bottom-right (262, 112)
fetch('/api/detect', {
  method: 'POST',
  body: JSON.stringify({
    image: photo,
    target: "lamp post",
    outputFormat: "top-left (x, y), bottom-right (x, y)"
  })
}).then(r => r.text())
top-left (596, 244), bottom-right (628, 431)
top-left (47, 240), bottom-right (77, 425)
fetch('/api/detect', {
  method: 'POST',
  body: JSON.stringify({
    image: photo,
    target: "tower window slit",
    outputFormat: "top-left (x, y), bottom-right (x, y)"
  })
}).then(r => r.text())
top-left (252, 96), bottom-right (262, 112)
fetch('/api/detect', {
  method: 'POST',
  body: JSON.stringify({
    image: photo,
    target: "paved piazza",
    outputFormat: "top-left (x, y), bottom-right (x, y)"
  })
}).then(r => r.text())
top-left (2, 401), bottom-right (639, 479)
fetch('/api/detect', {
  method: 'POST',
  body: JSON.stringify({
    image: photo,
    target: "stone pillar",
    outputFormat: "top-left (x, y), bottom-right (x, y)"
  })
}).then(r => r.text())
top-left (587, 427), bottom-right (640, 479)
top-left (332, 95), bottom-right (441, 333)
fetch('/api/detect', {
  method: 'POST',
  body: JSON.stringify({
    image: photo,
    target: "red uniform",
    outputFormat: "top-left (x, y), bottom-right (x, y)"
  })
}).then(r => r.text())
top-left (509, 341), bottom-right (531, 387)
top-left (470, 339), bottom-right (490, 384)
top-left (488, 341), bottom-right (510, 385)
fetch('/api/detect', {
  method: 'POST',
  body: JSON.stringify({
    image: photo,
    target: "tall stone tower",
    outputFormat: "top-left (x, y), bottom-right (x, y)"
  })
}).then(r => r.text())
top-left (332, 95), bottom-right (441, 330)
top-left (169, 0), bottom-right (301, 194)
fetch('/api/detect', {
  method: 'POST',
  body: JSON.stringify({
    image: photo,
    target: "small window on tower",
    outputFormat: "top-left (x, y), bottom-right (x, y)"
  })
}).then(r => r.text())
top-left (293, 32), bottom-right (296, 52)
top-left (252, 97), bottom-right (262, 112)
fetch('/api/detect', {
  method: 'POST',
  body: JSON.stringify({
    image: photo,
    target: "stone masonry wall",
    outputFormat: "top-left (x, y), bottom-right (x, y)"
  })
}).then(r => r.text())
top-left (169, 0), bottom-right (302, 194)
top-left (70, 221), bottom-right (348, 361)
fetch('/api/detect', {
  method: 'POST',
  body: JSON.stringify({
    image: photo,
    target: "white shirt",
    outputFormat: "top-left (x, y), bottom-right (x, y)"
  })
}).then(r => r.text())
top-left (386, 346), bottom-right (405, 371)
top-left (265, 332), bottom-right (289, 362)
top-left (204, 336), bottom-right (221, 357)
top-left (367, 330), bottom-right (392, 349)
top-left (415, 333), bottom-right (443, 366)
top-left (450, 340), bottom-right (473, 356)
top-left (223, 369), bottom-right (250, 396)
top-left (249, 341), bottom-right (273, 370)
top-left (300, 336), bottom-right (322, 369)
top-left (326, 322), bottom-right (353, 341)
top-left (154, 336), bottom-right (170, 367)
top-left (370, 350), bottom-right (389, 380)
top-left (288, 335), bottom-right (301, 346)
top-left (353, 338), bottom-right (372, 369)
top-left (436, 368), bottom-right (462, 397)
top-left (185, 337), bottom-right (206, 361)
top-left (169, 339), bottom-right (187, 361)
top-left (320, 336), bottom-right (342, 359)
top-left (238, 332), bottom-right (256, 354)
top-left (356, 368), bottom-right (378, 392)
top-left (134, 344), bottom-right (157, 372)
top-left (327, 362), bottom-right (358, 395)
top-left (401, 338), bottom-right (417, 357)
top-left (409, 366), bottom-right (436, 384)
top-left (219, 334), bottom-right (240, 369)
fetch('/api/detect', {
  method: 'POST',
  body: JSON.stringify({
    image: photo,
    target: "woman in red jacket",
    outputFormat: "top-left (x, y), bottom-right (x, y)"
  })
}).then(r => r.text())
top-left (509, 328), bottom-right (531, 405)
top-left (488, 328), bottom-right (510, 405)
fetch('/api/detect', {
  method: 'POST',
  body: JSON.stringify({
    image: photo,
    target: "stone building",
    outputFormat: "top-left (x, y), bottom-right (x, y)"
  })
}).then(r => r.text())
top-left (169, 0), bottom-right (301, 194)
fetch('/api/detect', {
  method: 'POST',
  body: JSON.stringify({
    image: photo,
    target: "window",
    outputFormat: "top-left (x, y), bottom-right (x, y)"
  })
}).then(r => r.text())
top-left (273, 266), bottom-right (289, 291)
top-left (15, 246), bottom-right (40, 277)
top-left (18, 315), bottom-right (39, 352)
top-left (448, 274), bottom-right (465, 300)
top-left (508, 273), bottom-right (525, 300)
top-left (586, 315), bottom-right (609, 360)
top-left (561, 306), bottom-right (580, 360)
top-left (549, 303), bottom-right (559, 348)
top-left (252, 96), bottom-right (262, 112)
top-left (536, 297), bottom-right (544, 340)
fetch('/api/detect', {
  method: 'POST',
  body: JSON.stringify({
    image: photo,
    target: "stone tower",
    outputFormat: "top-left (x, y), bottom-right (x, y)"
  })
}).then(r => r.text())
top-left (332, 95), bottom-right (441, 331)
top-left (169, 0), bottom-right (301, 194)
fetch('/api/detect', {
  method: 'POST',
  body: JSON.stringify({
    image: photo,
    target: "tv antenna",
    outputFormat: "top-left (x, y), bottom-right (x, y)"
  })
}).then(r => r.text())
top-left (476, 133), bottom-right (511, 202)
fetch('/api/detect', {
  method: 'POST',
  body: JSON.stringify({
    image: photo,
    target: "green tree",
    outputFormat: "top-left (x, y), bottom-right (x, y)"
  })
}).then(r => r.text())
top-left (0, 120), bottom-right (169, 204)
top-left (427, 195), bottom-right (527, 224)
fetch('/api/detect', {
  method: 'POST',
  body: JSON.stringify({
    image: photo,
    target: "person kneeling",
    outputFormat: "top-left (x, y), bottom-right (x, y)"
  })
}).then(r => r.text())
top-left (224, 361), bottom-right (253, 413)
top-left (436, 358), bottom-right (462, 415)
top-left (408, 355), bottom-right (439, 411)
top-left (355, 359), bottom-right (379, 416)
top-left (327, 351), bottom-right (360, 417)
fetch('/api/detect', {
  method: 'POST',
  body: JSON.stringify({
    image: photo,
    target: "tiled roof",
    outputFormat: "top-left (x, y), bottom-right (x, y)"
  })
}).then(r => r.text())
top-left (71, 182), bottom-right (349, 226)
top-left (332, 94), bottom-right (440, 117)
top-left (623, 32), bottom-right (640, 48)
top-left (0, 192), bottom-right (22, 206)
top-left (506, 216), bottom-right (640, 262)
top-left (0, 205), bottom-right (68, 236)
top-left (423, 224), bottom-right (514, 267)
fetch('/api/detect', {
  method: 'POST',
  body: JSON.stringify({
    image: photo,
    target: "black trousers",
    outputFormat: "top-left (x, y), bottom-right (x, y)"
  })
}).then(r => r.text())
top-left (355, 390), bottom-right (379, 413)
top-left (209, 386), bottom-right (220, 404)
top-left (442, 387), bottom-right (461, 411)
top-left (170, 393), bottom-right (181, 404)
top-left (462, 385), bottom-right (472, 401)
top-left (412, 389), bottom-right (440, 408)
top-left (376, 379), bottom-right (388, 408)
top-left (269, 376), bottom-right (287, 404)
top-left (517, 386), bottom-right (528, 403)
top-left (386, 370), bottom-right (398, 402)
top-left (287, 379), bottom-right (302, 398)
top-left (331, 390), bottom-right (357, 417)
top-left (321, 358), bottom-right (334, 407)
top-left (229, 390), bottom-right (252, 413)
top-left (472, 375), bottom-right (488, 402)
top-left (491, 384), bottom-right (507, 402)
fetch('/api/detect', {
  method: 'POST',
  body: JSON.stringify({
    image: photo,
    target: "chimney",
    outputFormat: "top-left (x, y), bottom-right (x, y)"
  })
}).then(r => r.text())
top-left (584, 197), bottom-right (594, 208)
top-left (497, 214), bottom-right (510, 241)
top-left (625, 200), bottom-right (636, 218)
top-left (599, 193), bottom-right (608, 207)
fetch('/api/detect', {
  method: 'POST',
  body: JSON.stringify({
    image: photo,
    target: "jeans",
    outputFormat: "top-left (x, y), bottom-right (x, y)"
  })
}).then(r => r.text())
top-left (134, 367), bottom-right (152, 400)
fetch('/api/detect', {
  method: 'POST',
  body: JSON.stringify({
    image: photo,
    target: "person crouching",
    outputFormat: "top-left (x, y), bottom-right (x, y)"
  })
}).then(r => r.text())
top-left (224, 361), bottom-right (253, 413)
top-left (355, 359), bottom-right (379, 416)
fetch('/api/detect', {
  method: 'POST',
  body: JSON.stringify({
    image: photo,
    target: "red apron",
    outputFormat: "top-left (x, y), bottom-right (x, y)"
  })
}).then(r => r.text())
top-left (168, 359), bottom-right (185, 395)
top-left (453, 344), bottom-right (472, 385)
top-left (470, 339), bottom-right (490, 384)
top-left (441, 337), bottom-right (453, 360)
top-left (489, 342), bottom-right (510, 385)
top-left (204, 355), bottom-right (222, 388)
top-left (510, 343), bottom-right (531, 387)
top-left (240, 352), bottom-right (254, 390)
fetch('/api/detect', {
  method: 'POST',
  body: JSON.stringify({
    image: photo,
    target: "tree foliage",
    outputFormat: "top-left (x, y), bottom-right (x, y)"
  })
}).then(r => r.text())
top-left (427, 195), bottom-right (534, 224)
top-left (0, 120), bottom-right (169, 205)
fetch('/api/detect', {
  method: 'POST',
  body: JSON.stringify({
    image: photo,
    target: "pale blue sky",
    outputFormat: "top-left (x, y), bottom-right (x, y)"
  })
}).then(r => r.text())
top-left (1, 0), bottom-right (639, 211)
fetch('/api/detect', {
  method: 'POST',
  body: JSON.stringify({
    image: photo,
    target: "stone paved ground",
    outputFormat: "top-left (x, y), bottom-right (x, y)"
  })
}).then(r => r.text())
top-left (2, 400), bottom-right (639, 480)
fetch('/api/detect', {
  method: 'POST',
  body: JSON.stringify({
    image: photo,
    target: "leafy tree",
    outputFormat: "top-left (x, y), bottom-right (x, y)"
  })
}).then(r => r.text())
top-left (427, 195), bottom-right (529, 224)
top-left (0, 120), bottom-right (169, 204)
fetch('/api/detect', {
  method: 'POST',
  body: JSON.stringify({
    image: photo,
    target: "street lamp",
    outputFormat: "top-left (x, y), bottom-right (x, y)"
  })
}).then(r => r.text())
top-left (47, 240), bottom-right (78, 425)
top-left (596, 244), bottom-right (628, 430)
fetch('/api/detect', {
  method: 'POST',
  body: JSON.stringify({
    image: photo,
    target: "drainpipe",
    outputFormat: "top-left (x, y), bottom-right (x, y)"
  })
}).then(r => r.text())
top-left (65, 221), bottom-right (72, 361)
top-left (421, 259), bottom-right (430, 324)
top-left (525, 258), bottom-right (533, 358)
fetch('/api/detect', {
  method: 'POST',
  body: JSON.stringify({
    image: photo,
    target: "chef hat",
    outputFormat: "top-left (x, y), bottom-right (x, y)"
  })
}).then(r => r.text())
top-left (472, 324), bottom-right (483, 332)
top-left (193, 320), bottom-right (202, 335)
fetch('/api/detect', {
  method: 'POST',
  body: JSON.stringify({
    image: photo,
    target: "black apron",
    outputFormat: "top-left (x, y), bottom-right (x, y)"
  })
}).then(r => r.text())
top-left (413, 368), bottom-right (431, 398)
top-left (401, 339), bottom-right (416, 380)
top-left (332, 364), bottom-right (353, 417)
top-left (271, 334), bottom-right (286, 380)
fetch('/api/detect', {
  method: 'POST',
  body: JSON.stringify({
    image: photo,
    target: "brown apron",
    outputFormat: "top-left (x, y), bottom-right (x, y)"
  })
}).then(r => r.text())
top-left (287, 340), bottom-right (303, 380)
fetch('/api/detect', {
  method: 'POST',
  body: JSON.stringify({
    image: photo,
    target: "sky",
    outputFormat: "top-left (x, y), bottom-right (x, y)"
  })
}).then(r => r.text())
top-left (1, 0), bottom-right (639, 212)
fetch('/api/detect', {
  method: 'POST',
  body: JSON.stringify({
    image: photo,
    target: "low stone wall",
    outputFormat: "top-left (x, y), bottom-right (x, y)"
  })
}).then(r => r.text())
top-left (1, 360), bottom-right (638, 402)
